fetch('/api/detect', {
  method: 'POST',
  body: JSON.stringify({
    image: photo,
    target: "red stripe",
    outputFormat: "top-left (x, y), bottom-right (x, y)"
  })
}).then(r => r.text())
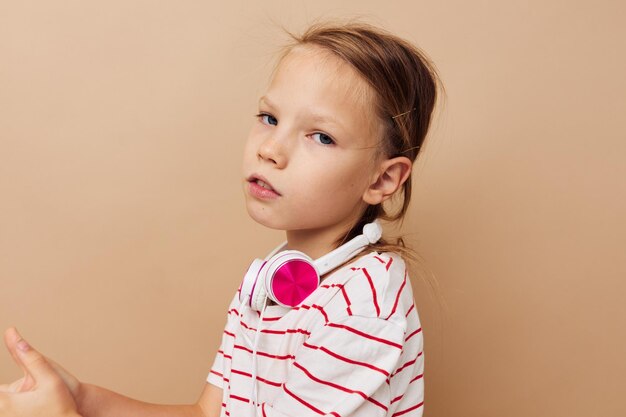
top-left (340, 286), bottom-right (352, 316)
top-left (238, 320), bottom-right (311, 336)
top-left (234, 344), bottom-right (295, 360)
top-left (327, 322), bottom-right (402, 349)
top-left (295, 304), bottom-right (328, 322)
top-left (262, 328), bottom-right (311, 336)
top-left (386, 272), bottom-right (407, 319)
top-left (311, 304), bottom-right (329, 323)
top-left (392, 401), bottom-right (424, 416)
top-left (391, 394), bottom-right (403, 404)
top-left (209, 370), bottom-right (223, 379)
top-left (230, 369), bottom-right (251, 378)
top-left (217, 349), bottom-right (232, 360)
top-left (386, 257), bottom-right (394, 271)
top-left (262, 403), bottom-right (267, 417)
top-left (320, 283), bottom-right (345, 290)
top-left (262, 316), bottom-right (282, 322)
top-left (223, 330), bottom-right (235, 338)
top-left (302, 342), bottom-right (390, 377)
top-left (404, 328), bottom-right (422, 342)
top-left (405, 303), bottom-right (415, 317)
top-left (409, 373), bottom-right (424, 384)
top-left (238, 321), bottom-right (254, 331)
top-left (373, 255), bottom-right (386, 264)
top-left (228, 308), bottom-right (240, 316)
top-left (230, 368), bottom-right (283, 387)
top-left (283, 385), bottom-right (325, 415)
top-left (230, 394), bottom-right (250, 403)
top-left (362, 268), bottom-right (380, 316)
top-left (293, 362), bottom-right (387, 411)
top-left (391, 352), bottom-right (423, 378)
top-left (293, 362), bottom-right (388, 411)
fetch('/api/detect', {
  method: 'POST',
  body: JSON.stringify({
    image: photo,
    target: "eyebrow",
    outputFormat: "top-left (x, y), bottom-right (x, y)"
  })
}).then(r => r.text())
top-left (258, 95), bottom-right (274, 108)
top-left (258, 95), bottom-right (346, 131)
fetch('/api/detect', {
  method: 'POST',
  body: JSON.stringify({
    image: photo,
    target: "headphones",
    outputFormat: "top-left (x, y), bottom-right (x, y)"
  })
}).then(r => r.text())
top-left (239, 220), bottom-right (382, 312)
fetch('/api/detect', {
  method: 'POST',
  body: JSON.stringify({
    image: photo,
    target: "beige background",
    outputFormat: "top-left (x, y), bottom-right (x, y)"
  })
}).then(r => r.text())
top-left (1, 1), bottom-right (625, 416)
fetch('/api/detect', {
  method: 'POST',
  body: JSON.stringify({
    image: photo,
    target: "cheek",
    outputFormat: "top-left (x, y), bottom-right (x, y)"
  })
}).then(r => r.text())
top-left (304, 162), bottom-right (367, 198)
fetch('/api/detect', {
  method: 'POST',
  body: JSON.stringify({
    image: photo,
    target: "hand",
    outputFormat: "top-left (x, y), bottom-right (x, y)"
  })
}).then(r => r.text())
top-left (0, 328), bottom-right (35, 394)
top-left (0, 327), bottom-right (81, 417)
top-left (1, 327), bottom-right (82, 399)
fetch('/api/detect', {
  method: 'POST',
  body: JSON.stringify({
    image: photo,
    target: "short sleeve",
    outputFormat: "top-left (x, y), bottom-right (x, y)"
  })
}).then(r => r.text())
top-left (262, 314), bottom-right (405, 417)
top-left (207, 293), bottom-right (240, 388)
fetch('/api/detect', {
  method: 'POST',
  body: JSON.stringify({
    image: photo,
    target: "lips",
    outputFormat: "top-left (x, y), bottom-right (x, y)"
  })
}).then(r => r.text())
top-left (247, 174), bottom-right (281, 196)
top-left (254, 179), bottom-right (274, 191)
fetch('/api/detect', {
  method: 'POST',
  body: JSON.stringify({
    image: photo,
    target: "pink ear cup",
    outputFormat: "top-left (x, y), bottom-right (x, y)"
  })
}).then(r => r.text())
top-left (268, 259), bottom-right (319, 307)
top-left (263, 251), bottom-right (320, 308)
top-left (241, 221), bottom-right (381, 311)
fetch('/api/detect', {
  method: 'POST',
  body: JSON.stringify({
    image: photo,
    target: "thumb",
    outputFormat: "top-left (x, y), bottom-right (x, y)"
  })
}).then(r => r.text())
top-left (3, 327), bottom-right (36, 391)
top-left (10, 329), bottom-right (56, 387)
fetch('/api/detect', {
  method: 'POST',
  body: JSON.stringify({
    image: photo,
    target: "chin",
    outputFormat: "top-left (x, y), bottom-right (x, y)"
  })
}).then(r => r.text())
top-left (245, 204), bottom-right (286, 231)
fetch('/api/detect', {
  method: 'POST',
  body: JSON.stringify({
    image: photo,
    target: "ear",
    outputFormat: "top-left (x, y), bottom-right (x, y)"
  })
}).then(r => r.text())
top-left (362, 156), bottom-right (412, 205)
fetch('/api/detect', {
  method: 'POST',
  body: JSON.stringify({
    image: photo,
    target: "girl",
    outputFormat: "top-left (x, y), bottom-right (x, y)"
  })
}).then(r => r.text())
top-left (0, 21), bottom-right (439, 417)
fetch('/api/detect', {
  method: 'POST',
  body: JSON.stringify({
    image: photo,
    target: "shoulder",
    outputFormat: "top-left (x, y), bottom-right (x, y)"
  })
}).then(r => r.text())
top-left (337, 251), bottom-right (414, 328)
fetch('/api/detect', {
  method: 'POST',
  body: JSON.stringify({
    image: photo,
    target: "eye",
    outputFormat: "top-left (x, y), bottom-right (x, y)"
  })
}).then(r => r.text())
top-left (255, 113), bottom-right (278, 126)
top-left (311, 132), bottom-right (335, 146)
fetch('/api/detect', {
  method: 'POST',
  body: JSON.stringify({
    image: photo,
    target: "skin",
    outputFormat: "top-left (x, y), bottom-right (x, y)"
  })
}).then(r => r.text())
top-left (243, 45), bottom-right (412, 259)
top-left (0, 328), bottom-right (221, 417)
top-left (0, 44), bottom-right (412, 417)
top-left (0, 328), bottom-right (80, 417)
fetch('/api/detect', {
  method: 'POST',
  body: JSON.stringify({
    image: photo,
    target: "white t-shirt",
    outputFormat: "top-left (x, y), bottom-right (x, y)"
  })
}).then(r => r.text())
top-left (207, 251), bottom-right (424, 417)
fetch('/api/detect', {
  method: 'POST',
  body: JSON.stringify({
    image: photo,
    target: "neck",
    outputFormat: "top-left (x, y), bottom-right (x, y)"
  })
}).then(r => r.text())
top-left (285, 221), bottom-right (355, 260)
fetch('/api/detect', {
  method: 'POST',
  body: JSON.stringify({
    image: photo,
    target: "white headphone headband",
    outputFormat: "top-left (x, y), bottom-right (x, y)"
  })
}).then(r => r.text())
top-left (315, 220), bottom-right (382, 275)
top-left (262, 220), bottom-right (382, 275)
top-left (240, 220), bottom-right (383, 314)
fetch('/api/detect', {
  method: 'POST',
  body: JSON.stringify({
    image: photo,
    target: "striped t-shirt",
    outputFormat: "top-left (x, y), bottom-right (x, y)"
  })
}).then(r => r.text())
top-left (207, 250), bottom-right (424, 417)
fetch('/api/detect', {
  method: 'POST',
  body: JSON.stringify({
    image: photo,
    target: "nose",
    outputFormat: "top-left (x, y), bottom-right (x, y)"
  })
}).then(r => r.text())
top-left (257, 135), bottom-right (287, 168)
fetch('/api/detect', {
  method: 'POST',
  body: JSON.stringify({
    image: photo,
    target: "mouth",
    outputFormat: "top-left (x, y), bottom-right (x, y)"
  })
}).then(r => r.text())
top-left (246, 174), bottom-right (281, 196)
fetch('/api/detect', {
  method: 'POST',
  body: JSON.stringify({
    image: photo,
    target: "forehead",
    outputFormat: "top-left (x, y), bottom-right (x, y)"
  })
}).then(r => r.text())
top-left (266, 45), bottom-right (382, 148)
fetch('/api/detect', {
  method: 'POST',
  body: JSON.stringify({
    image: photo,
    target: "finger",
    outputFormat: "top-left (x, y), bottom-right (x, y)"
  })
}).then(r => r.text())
top-left (12, 329), bottom-right (57, 387)
top-left (0, 376), bottom-right (26, 393)
top-left (3, 327), bottom-right (36, 391)
top-left (4, 327), bottom-right (25, 370)
top-left (48, 358), bottom-right (80, 397)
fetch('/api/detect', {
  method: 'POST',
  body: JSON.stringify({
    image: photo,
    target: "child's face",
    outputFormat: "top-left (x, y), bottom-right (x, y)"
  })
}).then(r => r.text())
top-left (242, 45), bottom-right (384, 241)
